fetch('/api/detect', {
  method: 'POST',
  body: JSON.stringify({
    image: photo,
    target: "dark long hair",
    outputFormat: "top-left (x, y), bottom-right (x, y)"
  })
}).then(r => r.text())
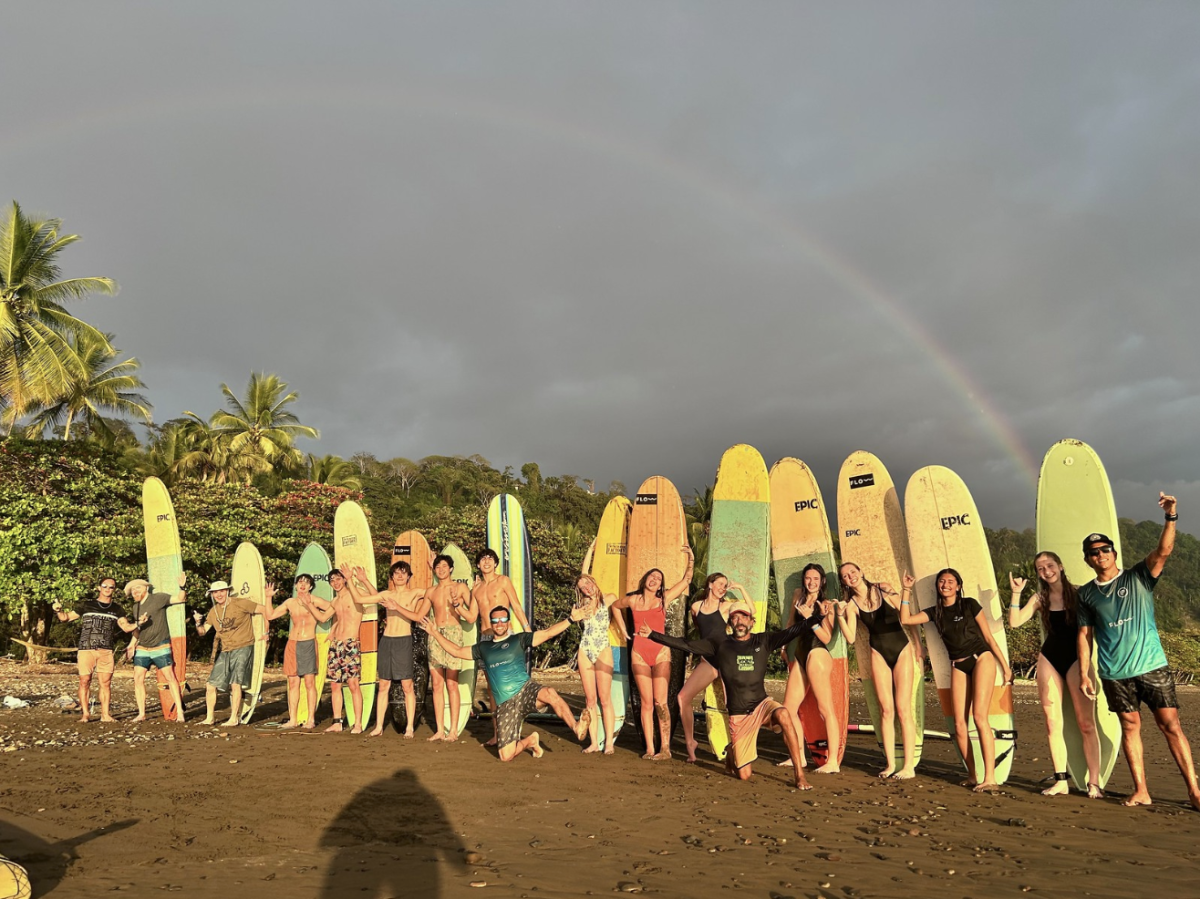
top-left (629, 568), bottom-right (666, 602)
top-left (1034, 551), bottom-right (1079, 629)
top-left (932, 568), bottom-right (964, 633)
top-left (838, 562), bottom-right (877, 606)
top-left (800, 563), bottom-right (828, 600)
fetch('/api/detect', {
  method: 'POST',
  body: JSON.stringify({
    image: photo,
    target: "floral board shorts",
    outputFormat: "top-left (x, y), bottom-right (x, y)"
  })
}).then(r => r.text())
top-left (326, 638), bottom-right (362, 684)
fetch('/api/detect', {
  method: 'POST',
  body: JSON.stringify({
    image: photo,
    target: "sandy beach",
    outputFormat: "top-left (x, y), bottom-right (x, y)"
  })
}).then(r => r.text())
top-left (2, 658), bottom-right (1198, 898)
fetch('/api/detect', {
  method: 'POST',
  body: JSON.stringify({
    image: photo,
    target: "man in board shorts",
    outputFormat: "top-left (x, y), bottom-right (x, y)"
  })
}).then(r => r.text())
top-left (638, 600), bottom-right (822, 789)
top-left (124, 572), bottom-right (189, 723)
top-left (421, 605), bottom-right (589, 761)
top-left (53, 576), bottom-right (143, 722)
top-left (1078, 492), bottom-right (1200, 811)
top-left (265, 574), bottom-right (334, 729)
top-left (193, 579), bottom-right (272, 726)
top-left (363, 561), bottom-right (431, 738)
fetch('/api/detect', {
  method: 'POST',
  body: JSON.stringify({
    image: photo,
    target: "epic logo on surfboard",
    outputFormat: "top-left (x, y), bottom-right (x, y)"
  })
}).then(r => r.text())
top-left (794, 499), bottom-right (819, 512)
top-left (844, 528), bottom-right (861, 537)
top-left (940, 513), bottom-right (972, 530)
top-left (848, 474), bottom-right (875, 490)
top-left (156, 513), bottom-right (172, 522)
top-left (635, 493), bottom-right (658, 505)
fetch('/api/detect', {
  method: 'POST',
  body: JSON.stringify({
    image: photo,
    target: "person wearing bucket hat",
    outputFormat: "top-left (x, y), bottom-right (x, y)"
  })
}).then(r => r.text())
top-left (636, 592), bottom-right (823, 789)
top-left (1077, 492), bottom-right (1200, 811)
top-left (123, 571), bottom-right (188, 722)
top-left (194, 577), bottom-right (274, 726)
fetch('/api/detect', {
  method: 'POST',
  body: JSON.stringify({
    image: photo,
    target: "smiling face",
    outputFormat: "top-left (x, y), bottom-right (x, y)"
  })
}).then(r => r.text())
top-left (1034, 554), bottom-right (1062, 585)
top-left (645, 570), bottom-right (663, 593)
top-left (936, 572), bottom-right (960, 599)
top-left (1084, 542), bottom-right (1118, 577)
top-left (803, 568), bottom-right (822, 597)
top-left (710, 577), bottom-right (728, 600)
top-left (839, 564), bottom-right (862, 590)
top-left (211, 589), bottom-right (230, 605)
top-left (576, 577), bottom-right (598, 599)
top-left (433, 560), bottom-right (451, 581)
top-left (489, 608), bottom-right (511, 637)
top-left (329, 572), bottom-right (346, 591)
top-left (729, 610), bottom-right (753, 637)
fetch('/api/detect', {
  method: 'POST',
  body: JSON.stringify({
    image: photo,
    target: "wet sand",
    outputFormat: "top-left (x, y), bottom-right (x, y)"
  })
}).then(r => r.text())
top-left (2, 658), bottom-right (1199, 898)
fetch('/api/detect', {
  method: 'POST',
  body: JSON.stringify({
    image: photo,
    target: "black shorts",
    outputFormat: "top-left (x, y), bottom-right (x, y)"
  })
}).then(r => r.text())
top-left (1102, 666), bottom-right (1178, 714)
top-left (377, 635), bottom-right (414, 682)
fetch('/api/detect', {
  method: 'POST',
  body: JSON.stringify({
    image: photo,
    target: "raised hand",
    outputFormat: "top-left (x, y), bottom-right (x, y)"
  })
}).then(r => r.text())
top-left (1160, 492), bottom-right (1178, 516)
top-left (1009, 572), bottom-right (1027, 595)
top-left (177, 571), bottom-right (187, 589)
top-left (901, 572), bottom-right (915, 590)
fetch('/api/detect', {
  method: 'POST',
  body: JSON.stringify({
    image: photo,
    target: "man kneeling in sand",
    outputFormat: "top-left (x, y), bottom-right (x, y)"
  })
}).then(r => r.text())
top-left (638, 600), bottom-right (820, 789)
top-left (421, 606), bottom-right (590, 761)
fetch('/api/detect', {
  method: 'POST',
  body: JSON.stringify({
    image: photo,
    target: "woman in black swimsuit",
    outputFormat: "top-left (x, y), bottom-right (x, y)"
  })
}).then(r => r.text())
top-left (1009, 552), bottom-right (1103, 798)
top-left (837, 562), bottom-right (921, 779)
top-left (675, 572), bottom-right (744, 763)
top-left (779, 564), bottom-right (842, 773)
top-left (900, 568), bottom-right (1012, 791)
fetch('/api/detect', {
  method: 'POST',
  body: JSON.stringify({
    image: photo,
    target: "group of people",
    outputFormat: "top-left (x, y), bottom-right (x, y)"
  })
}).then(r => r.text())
top-left (52, 492), bottom-right (1199, 809)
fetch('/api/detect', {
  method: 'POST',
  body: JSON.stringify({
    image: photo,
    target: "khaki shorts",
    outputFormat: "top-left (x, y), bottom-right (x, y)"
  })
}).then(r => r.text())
top-left (78, 649), bottom-right (115, 677)
top-left (729, 697), bottom-right (785, 769)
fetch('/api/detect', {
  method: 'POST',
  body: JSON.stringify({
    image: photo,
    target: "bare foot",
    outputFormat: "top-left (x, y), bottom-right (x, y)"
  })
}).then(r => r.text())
top-left (641, 751), bottom-right (656, 760)
top-left (878, 766), bottom-right (895, 779)
top-left (1189, 791), bottom-right (1200, 812)
top-left (603, 747), bottom-right (615, 756)
top-left (325, 721), bottom-right (344, 733)
top-left (221, 719), bottom-right (240, 728)
top-left (403, 731), bottom-right (414, 739)
top-left (684, 737), bottom-right (698, 762)
top-left (350, 726), bottom-right (363, 735)
top-left (528, 732), bottom-right (544, 759)
top-left (446, 734), bottom-right (458, 743)
top-left (302, 722), bottom-right (315, 731)
top-left (368, 728), bottom-right (384, 737)
top-left (1087, 783), bottom-right (1105, 800)
top-left (574, 709), bottom-right (592, 742)
top-left (1122, 792), bottom-right (1153, 807)
top-left (652, 750), bottom-right (672, 761)
top-left (777, 758), bottom-right (795, 768)
top-left (202, 718), bottom-right (215, 726)
top-left (815, 762), bottom-right (842, 775)
top-left (973, 781), bottom-right (1001, 793)
top-left (175, 714), bottom-right (186, 724)
top-left (428, 733), bottom-right (446, 743)
top-left (890, 767), bottom-right (915, 780)
top-left (79, 715), bottom-right (91, 723)
top-left (132, 714), bottom-right (146, 723)
top-left (583, 745), bottom-right (600, 754)
top-left (794, 773), bottom-right (813, 791)
top-left (280, 722), bottom-right (299, 730)
top-left (100, 716), bottom-right (115, 723)
top-left (1042, 781), bottom-right (1069, 797)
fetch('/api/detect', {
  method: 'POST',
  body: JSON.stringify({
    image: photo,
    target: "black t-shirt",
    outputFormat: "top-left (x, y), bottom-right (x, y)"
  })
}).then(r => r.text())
top-left (652, 619), bottom-right (818, 715)
top-left (936, 596), bottom-right (990, 659)
top-left (76, 598), bottom-right (127, 651)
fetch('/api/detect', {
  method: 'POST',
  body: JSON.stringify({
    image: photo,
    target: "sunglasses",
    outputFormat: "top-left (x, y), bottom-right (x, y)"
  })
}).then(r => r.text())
top-left (1085, 545), bottom-right (1115, 558)
top-left (489, 617), bottom-right (509, 624)
top-left (100, 584), bottom-right (115, 590)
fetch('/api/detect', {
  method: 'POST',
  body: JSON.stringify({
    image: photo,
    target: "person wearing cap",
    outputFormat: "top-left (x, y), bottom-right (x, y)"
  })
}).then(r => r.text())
top-left (193, 578), bottom-right (274, 726)
top-left (1077, 492), bottom-right (1200, 811)
top-left (53, 576), bottom-right (144, 722)
top-left (637, 596), bottom-right (822, 789)
top-left (123, 572), bottom-right (188, 722)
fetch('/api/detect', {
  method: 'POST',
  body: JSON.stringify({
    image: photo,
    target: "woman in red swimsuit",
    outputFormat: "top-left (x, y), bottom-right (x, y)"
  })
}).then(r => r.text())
top-left (613, 545), bottom-right (694, 759)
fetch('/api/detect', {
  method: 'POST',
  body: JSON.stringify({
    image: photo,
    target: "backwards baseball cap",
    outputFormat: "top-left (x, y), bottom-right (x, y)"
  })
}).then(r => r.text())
top-left (727, 600), bottom-right (756, 620)
top-left (123, 578), bottom-right (150, 597)
top-left (207, 580), bottom-right (231, 593)
top-left (1082, 533), bottom-right (1114, 551)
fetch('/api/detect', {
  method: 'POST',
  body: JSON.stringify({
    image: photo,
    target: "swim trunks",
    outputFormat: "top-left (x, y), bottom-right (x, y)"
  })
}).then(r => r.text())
top-left (496, 678), bottom-right (544, 748)
top-left (1102, 665), bottom-right (1178, 714)
top-left (283, 638), bottom-right (317, 677)
top-left (729, 697), bottom-right (785, 769)
top-left (378, 634), bottom-right (415, 681)
top-left (209, 644), bottom-right (253, 692)
top-left (133, 645), bottom-right (174, 671)
top-left (429, 622), bottom-right (468, 671)
top-left (78, 649), bottom-right (115, 677)
top-left (327, 638), bottom-right (362, 684)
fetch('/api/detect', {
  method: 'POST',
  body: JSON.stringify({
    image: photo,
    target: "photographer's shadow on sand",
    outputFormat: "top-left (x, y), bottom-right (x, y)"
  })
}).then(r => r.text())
top-left (0, 818), bottom-right (137, 894)
top-left (321, 768), bottom-right (467, 897)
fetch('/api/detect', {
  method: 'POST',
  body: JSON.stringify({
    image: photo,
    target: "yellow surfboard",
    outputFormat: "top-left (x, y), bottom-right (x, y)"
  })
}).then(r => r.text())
top-left (334, 501), bottom-right (378, 728)
top-left (705, 444), bottom-right (771, 761)
top-left (836, 450), bottom-right (925, 764)
top-left (141, 477), bottom-right (186, 721)
top-left (232, 541), bottom-right (267, 725)
top-left (586, 496), bottom-right (633, 748)
top-left (906, 465), bottom-right (1015, 783)
top-left (1036, 439), bottom-right (1122, 789)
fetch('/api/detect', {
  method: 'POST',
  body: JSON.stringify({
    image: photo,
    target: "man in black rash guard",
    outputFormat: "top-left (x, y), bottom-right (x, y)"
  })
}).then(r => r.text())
top-left (637, 600), bottom-right (820, 789)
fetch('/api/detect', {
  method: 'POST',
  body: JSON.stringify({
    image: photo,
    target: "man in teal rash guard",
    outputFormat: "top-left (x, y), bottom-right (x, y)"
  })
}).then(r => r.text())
top-left (421, 606), bottom-right (591, 760)
top-left (1078, 492), bottom-right (1200, 811)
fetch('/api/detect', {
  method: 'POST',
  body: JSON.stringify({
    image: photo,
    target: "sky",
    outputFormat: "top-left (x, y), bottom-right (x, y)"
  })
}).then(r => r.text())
top-left (3, 2), bottom-right (1198, 530)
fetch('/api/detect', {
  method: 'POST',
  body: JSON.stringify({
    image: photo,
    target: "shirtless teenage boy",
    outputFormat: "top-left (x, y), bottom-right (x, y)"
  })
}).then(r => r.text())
top-left (363, 561), bottom-right (431, 738)
top-left (426, 554), bottom-right (478, 741)
top-left (265, 573), bottom-right (335, 729)
top-left (322, 565), bottom-right (377, 734)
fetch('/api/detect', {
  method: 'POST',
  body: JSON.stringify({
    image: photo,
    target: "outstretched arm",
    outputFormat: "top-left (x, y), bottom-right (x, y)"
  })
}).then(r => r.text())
top-left (267, 598), bottom-right (293, 621)
top-left (1146, 492), bottom-right (1177, 578)
top-left (345, 566), bottom-right (381, 606)
top-left (533, 608), bottom-right (586, 646)
top-left (642, 623), bottom-right (715, 661)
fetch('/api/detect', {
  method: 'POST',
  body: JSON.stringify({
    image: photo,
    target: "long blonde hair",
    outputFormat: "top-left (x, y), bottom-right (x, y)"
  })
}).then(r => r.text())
top-left (575, 574), bottom-right (602, 610)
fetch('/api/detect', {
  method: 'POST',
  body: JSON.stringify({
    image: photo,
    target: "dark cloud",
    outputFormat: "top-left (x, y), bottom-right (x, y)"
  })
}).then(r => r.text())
top-left (4, 2), bottom-right (1197, 529)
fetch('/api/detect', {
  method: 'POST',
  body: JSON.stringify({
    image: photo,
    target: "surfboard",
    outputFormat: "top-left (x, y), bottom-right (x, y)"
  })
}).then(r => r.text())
top-left (294, 542), bottom-right (333, 726)
top-left (1036, 439), bottom-right (1122, 790)
top-left (141, 477), bottom-right (186, 721)
top-left (769, 457), bottom-right (848, 767)
top-left (625, 476), bottom-right (689, 746)
top-left (433, 542), bottom-right (477, 737)
top-left (389, 530), bottom-right (431, 733)
top-left (334, 501), bottom-right (378, 729)
top-left (585, 496), bottom-right (633, 749)
top-left (232, 541), bottom-right (267, 725)
top-left (487, 494), bottom-right (534, 643)
top-left (906, 465), bottom-right (1015, 784)
top-left (704, 445), bottom-right (772, 761)
top-left (836, 450), bottom-right (925, 765)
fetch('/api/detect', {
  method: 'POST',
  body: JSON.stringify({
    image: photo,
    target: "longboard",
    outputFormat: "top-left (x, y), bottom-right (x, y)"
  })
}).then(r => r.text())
top-left (585, 496), bottom-right (633, 749)
top-left (141, 478), bottom-right (186, 721)
top-left (294, 543), bottom-right (333, 726)
top-left (625, 476), bottom-right (689, 746)
top-left (837, 450), bottom-right (925, 765)
top-left (769, 457), bottom-right (848, 767)
top-left (390, 530), bottom-right (431, 733)
top-left (906, 465), bottom-right (1015, 783)
top-left (487, 494), bottom-right (534, 651)
top-left (334, 501), bottom-right (378, 728)
top-left (434, 542), bottom-right (477, 737)
top-left (1036, 439), bottom-right (1122, 789)
top-left (705, 445), bottom-right (772, 761)
top-left (232, 541), bottom-right (267, 725)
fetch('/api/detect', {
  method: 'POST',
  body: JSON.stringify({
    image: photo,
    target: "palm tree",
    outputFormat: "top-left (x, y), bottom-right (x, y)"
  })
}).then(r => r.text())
top-left (159, 414), bottom-right (267, 485)
top-left (210, 372), bottom-right (319, 478)
top-left (22, 330), bottom-right (151, 439)
top-left (306, 454), bottom-right (362, 490)
top-left (1, 202), bottom-right (118, 432)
